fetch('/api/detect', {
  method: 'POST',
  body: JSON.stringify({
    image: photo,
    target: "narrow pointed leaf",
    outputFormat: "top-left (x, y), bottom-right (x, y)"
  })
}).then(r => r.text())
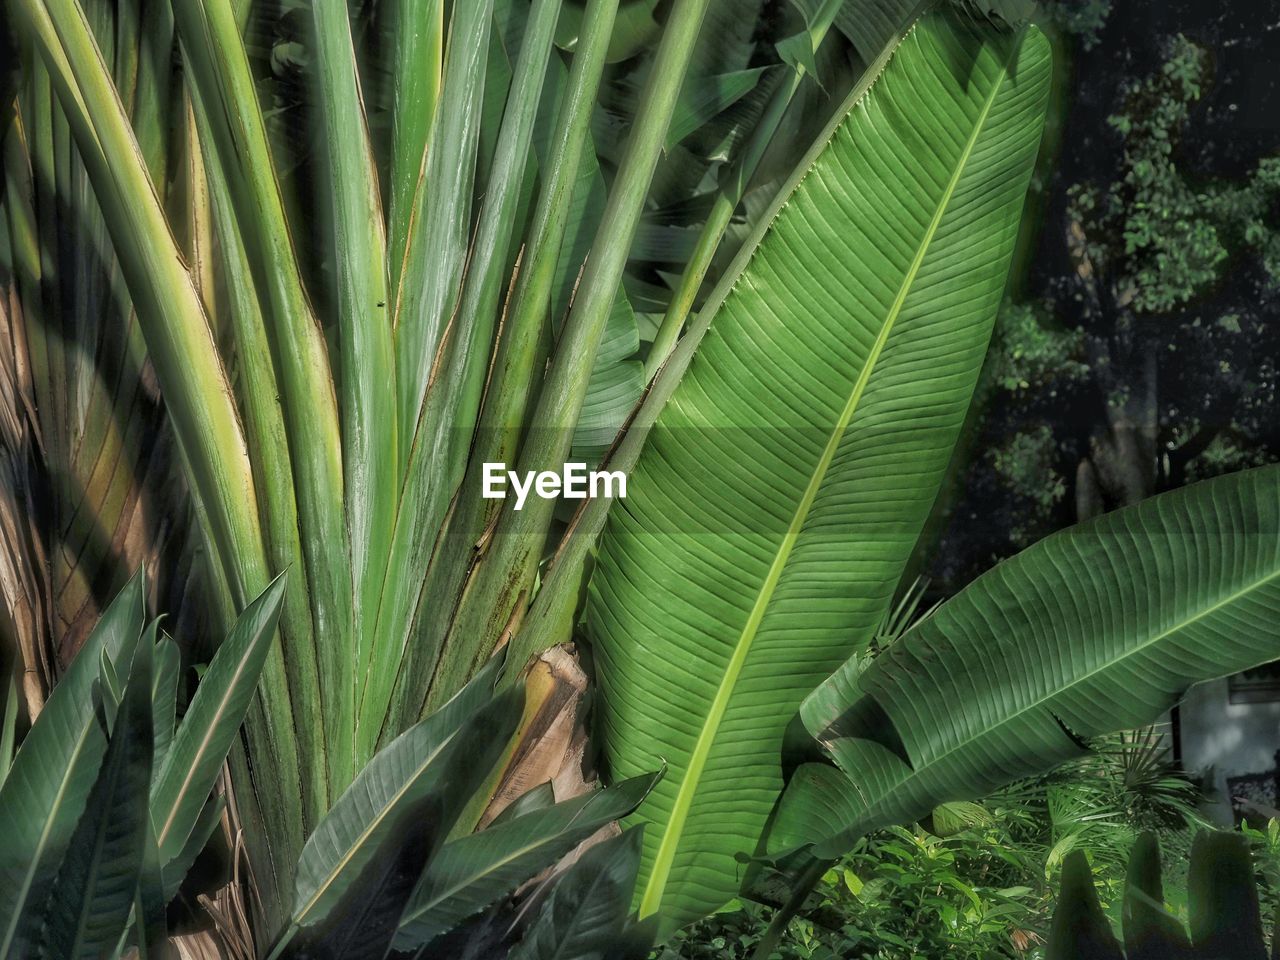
top-left (150, 575), bottom-right (287, 868)
top-left (39, 640), bottom-right (153, 960)
top-left (392, 0), bottom-right (494, 451)
top-left (160, 794), bottom-right (226, 901)
top-left (310, 0), bottom-right (397, 759)
top-left (508, 829), bottom-right (645, 960)
top-left (288, 791), bottom-right (438, 960)
top-left (0, 572), bottom-right (145, 955)
top-left (150, 637), bottom-right (180, 775)
top-left (396, 772), bottom-right (659, 949)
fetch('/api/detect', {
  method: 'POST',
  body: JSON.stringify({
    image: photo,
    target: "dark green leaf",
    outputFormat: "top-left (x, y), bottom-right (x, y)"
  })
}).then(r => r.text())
top-left (509, 829), bottom-right (645, 960)
top-left (151, 575), bottom-right (286, 870)
top-left (1189, 831), bottom-right (1266, 960)
top-left (0, 571), bottom-right (146, 955)
top-left (289, 792), bottom-right (439, 960)
top-left (775, 466), bottom-right (1280, 860)
top-left (40, 640), bottom-right (154, 959)
top-left (396, 773), bottom-right (659, 949)
top-left (286, 674), bottom-right (523, 935)
top-left (1046, 852), bottom-right (1123, 960)
top-left (1122, 833), bottom-right (1190, 960)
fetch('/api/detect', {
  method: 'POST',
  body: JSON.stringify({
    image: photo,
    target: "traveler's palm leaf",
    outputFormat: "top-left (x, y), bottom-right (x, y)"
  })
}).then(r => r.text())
top-left (587, 9), bottom-right (1050, 929)
top-left (774, 466), bottom-right (1280, 859)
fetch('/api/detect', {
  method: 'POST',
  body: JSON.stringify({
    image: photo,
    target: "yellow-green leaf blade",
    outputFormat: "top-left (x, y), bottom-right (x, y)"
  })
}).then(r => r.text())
top-left (587, 9), bottom-right (1051, 930)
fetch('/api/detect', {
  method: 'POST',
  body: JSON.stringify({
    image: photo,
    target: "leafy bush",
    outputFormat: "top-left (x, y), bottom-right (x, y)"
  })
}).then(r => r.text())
top-left (666, 727), bottom-right (1210, 960)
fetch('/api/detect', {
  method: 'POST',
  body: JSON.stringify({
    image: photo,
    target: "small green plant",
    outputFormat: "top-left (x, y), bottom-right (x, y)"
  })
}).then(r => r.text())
top-left (661, 821), bottom-right (1048, 960)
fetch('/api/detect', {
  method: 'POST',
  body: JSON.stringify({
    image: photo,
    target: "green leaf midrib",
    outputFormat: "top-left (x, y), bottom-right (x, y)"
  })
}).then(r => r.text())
top-left (637, 27), bottom-right (1021, 916)
top-left (154, 633), bottom-right (256, 848)
top-left (401, 810), bottom-right (596, 927)
top-left (1, 723), bottom-right (100, 955)
top-left (839, 550), bottom-right (1280, 842)
top-left (291, 730), bottom-right (457, 928)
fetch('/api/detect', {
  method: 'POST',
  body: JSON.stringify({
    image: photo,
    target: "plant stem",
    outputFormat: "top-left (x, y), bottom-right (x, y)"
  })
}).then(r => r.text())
top-left (371, 0), bottom-right (619, 747)
top-left (367, 0), bottom-right (566, 751)
top-left (17, 0), bottom-right (306, 877)
top-left (430, 0), bottom-right (717, 711)
top-left (750, 858), bottom-right (832, 960)
top-left (311, 0), bottom-right (396, 793)
top-left (172, 0), bottom-right (352, 810)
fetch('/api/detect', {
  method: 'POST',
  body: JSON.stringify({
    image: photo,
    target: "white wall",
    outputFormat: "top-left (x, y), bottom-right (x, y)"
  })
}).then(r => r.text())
top-left (1179, 678), bottom-right (1280, 824)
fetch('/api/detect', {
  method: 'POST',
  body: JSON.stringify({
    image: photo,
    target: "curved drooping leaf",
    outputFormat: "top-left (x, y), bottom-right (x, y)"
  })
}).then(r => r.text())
top-left (774, 466), bottom-right (1280, 859)
top-left (150, 574), bottom-right (286, 869)
top-left (285, 665), bottom-right (521, 936)
top-left (395, 772), bottom-right (660, 950)
top-left (508, 829), bottom-right (647, 960)
top-left (39, 640), bottom-right (153, 960)
top-left (587, 9), bottom-right (1050, 928)
top-left (0, 572), bottom-right (146, 955)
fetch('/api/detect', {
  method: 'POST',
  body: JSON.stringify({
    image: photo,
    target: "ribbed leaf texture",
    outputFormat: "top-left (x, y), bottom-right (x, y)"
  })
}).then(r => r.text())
top-left (395, 772), bottom-right (658, 950)
top-left (39, 643), bottom-right (153, 960)
top-left (288, 667), bottom-right (521, 934)
top-left (0, 573), bottom-right (144, 955)
top-left (507, 829), bottom-right (646, 960)
top-left (775, 465), bottom-right (1280, 859)
top-left (587, 8), bottom-right (1050, 929)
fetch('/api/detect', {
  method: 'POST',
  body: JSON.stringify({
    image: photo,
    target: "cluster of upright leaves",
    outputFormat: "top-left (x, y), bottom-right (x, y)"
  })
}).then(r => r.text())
top-left (2, 0), bottom-right (848, 918)
top-left (0, 571), bottom-right (285, 958)
top-left (1048, 831), bottom-right (1278, 960)
top-left (0, 575), bottom-right (664, 958)
top-left (268, 657), bottom-right (664, 960)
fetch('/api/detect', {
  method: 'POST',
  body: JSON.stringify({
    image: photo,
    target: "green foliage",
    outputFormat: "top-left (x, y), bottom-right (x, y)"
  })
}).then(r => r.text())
top-left (661, 823), bottom-right (1047, 960)
top-left (1069, 33), bottom-right (1280, 317)
top-left (773, 465), bottom-right (1280, 860)
top-left (671, 726), bottom-right (1205, 959)
top-left (0, 581), bottom-right (660, 958)
top-left (0, 572), bottom-right (284, 957)
top-left (510, 828), bottom-right (652, 960)
top-left (589, 9), bottom-right (1052, 929)
top-left (1070, 36), bottom-right (1218, 314)
top-left (1046, 831), bottom-right (1276, 959)
top-left (982, 302), bottom-right (1089, 396)
top-left (987, 425), bottom-right (1068, 545)
top-left (1040, 0), bottom-right (1113, 49)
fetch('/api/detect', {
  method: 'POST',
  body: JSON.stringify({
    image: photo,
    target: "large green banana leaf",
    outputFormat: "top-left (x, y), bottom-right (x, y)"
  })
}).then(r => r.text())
top-left (586, 8), bottom-right (1050, 929)
top-left (772, 465), bottom-right (1280, 859)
